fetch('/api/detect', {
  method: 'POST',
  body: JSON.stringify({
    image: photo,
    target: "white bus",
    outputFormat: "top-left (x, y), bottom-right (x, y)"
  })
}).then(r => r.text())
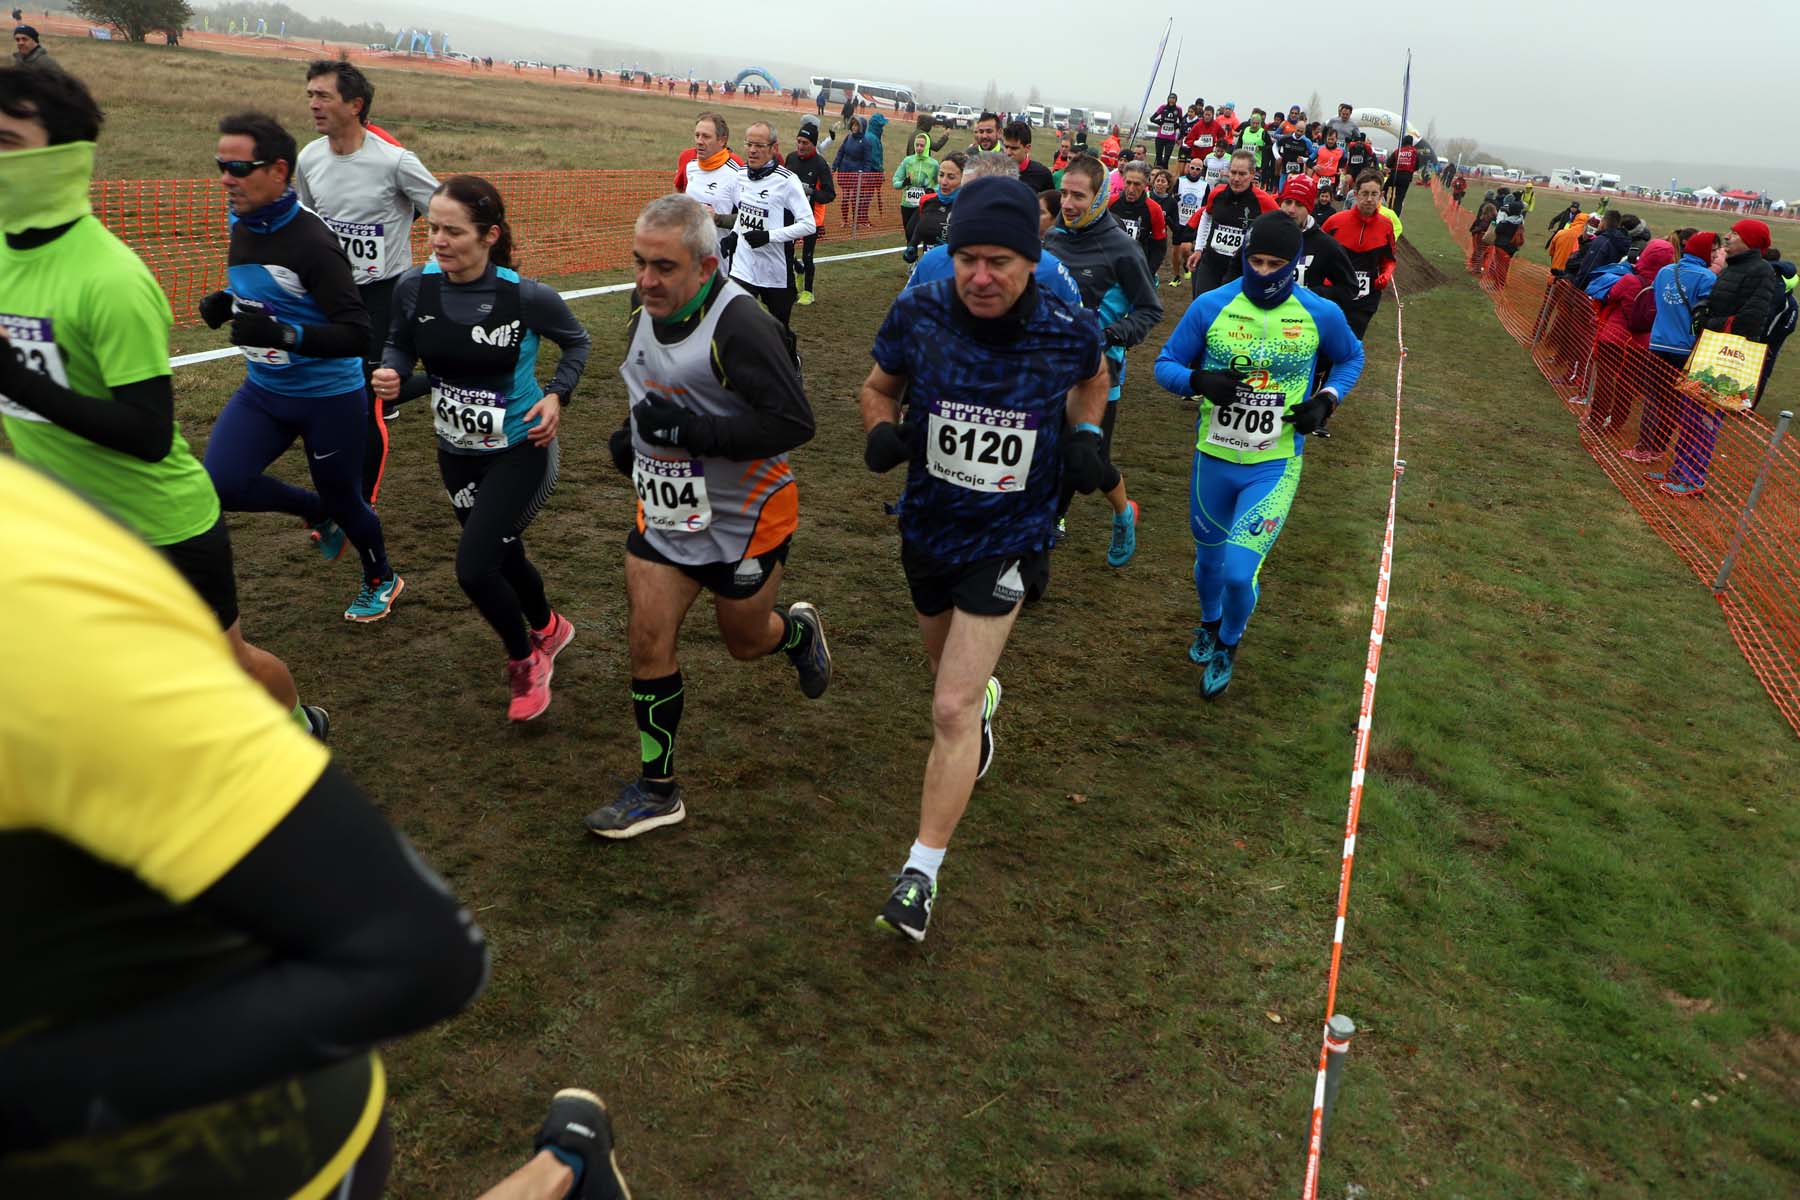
top-left (810, 76), bottom-right (916, 109)
top-left (1092, 110), bottom-right (1114, 131)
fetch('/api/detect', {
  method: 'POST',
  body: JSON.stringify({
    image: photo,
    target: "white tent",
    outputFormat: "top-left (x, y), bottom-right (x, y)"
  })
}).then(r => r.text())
top-left (1693, 186), bottom-right (1722, 198)
top-left (1771, 199), bottom-right (1789, 212)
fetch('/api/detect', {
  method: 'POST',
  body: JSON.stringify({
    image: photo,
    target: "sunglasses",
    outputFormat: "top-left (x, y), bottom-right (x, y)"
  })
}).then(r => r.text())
top-left (215, 157), bottom-right (272, 178)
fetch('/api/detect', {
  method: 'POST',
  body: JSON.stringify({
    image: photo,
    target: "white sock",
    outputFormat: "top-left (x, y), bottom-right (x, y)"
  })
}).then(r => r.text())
top-left (904, 840), bottom-right (946, 882)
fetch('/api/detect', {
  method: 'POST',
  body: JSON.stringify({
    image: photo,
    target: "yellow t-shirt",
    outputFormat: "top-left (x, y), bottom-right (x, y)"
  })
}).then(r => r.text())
top-left (0, 456), bottom-right (381, 1199)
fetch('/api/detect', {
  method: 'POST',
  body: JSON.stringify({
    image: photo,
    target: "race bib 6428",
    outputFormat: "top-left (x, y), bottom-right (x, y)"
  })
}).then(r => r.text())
top-left (1210, 224), bottom-right (1245, 256)
top-left (926, 399), bottom-right (1039, 493)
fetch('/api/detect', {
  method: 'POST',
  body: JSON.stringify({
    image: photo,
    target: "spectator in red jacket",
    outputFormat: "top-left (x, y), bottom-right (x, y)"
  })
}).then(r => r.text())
top-left (1587, 238), bottom-right (1675, 437)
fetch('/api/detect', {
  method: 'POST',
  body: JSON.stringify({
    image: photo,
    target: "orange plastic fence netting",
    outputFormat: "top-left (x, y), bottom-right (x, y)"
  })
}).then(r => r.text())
top-left (1432, 182), bottom-right (1800, 737)
top-left (94, 172), bottom-right (906, 328)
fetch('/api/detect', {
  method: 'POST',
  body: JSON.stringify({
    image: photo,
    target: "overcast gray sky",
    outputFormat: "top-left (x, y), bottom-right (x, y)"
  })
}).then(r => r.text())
top-left (326, 0), bottom-right (1796, 174)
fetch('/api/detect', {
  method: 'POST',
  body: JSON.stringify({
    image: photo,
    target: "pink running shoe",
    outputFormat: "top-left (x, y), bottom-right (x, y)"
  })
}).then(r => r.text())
top-left (507, 649), bottom-right (553, 722)
top-left (1617, 447), bottom-right (1659, 464)
top-left (530, 611), bottom-right (576, 663)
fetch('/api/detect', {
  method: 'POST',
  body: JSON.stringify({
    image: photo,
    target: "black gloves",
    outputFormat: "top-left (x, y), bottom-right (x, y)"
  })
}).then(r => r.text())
top-left (863, 421), bottom-right (912, 472)
top-left (742, 229), bottom-right (771, 249)
top-left (901, 243), bottom-right (919, 264)
top-left (718, 231), bottom-right (739, 257)
top-left (1062, 429), bottom-right (1105, 493)
top-left (198, 290), bottom-right (235, 330)
top-left (1283, 389), bottom-right (1337, 434)
top-left (0, 333), bottom-right (44, 406)
top-left (229, 312), bottom-right (297, 350)
top-left (608, 425), bottom-right (635, 477)
top-left (633, 397), bottom-right (693, 448)
top-left (1189, 368), bottom-right (1244, 406)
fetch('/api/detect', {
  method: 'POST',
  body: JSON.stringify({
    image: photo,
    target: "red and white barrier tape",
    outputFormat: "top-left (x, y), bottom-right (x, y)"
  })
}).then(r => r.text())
top-left (1299, 279), bottom-right (1407, 1200)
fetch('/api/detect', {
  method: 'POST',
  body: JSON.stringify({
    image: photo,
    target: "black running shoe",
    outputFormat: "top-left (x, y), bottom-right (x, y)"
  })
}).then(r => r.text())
top-left (785, 601), bottom-right (832, 699)
top-left (532, 1087), bottom-right (632, 1200)
top-left (301, 704), bottom-right (331, 743)
top-left (584, 780), bottom-right (686, 840)
top-left (875, 869), bottom-right (937, 943)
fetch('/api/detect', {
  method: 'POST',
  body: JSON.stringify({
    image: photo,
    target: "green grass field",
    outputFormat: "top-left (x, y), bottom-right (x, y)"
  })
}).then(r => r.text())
top-left (23, 34), bottom-right (1800, 1198)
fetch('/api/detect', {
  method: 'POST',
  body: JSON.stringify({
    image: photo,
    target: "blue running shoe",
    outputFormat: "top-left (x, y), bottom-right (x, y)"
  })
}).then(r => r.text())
top-left (784, 601), bottom-right (832, 699)
top-left (344, 572), bottom-right (405, 622)
top-left (585, 779), bottom-right (686, 839)
top-left (1201, 641), bottom-right (1238, 700)
top-left (309, 518), bottom-right (346, 562)
top-left (1106, 499), bottom-right (1139, 568)
top-left (1187, 624), bottom-right (1217, 666)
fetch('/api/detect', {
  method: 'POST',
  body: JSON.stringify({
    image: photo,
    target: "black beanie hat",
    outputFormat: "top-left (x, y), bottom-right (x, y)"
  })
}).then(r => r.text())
top-left (797, 117), bottom-right (819, 144)
top-left (946, 177), bottom-right (1042, 262)
top-left (1244, 210), bottom-right (1303, 263)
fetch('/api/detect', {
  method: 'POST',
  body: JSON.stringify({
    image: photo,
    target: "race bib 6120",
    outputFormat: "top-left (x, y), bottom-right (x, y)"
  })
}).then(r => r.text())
top-left (926, 398), bottom-right (1039, 493)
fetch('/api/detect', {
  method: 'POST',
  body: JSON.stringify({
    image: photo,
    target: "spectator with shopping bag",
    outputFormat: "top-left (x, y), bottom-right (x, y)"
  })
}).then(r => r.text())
top-left (1625, 231), bottom-right (1717, 465)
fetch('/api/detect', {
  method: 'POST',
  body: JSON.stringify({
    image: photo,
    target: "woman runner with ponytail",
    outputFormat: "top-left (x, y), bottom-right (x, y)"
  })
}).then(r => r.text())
top-left (371, 176), bottom-right (592, 722)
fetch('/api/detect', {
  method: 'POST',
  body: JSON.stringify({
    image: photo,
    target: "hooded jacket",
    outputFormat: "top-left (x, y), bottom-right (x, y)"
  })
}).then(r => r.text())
top-left (1704, 249), bottom-right (1783, 342)
top-left (832, 122), bottom-right (873, 173)
top-left (1547, 217), bottom-right (1586, 273)
top-left (864, 112), bottom-right (889, 173)
top-left (1042, 209), bottom-right (1165, 399)
top-left (1597, 239), bottom-right (1674, 347)
top-left (1571, 226), bottom-right (1630, 287)
top-left (1648, 252), bottom-right (1717, 356)
top-left (891, 136), bottom-right (938, 204)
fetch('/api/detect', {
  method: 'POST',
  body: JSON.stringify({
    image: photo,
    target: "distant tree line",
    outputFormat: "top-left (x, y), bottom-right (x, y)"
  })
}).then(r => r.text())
top-left (193, 2), bottom-right (391, 44)
top-left (70, 0), bottom-right (192, 42)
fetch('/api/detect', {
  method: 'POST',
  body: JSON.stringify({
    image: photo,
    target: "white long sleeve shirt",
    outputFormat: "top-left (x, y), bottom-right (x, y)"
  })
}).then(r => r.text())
top-left (728, 164), bottom-right (817, 291)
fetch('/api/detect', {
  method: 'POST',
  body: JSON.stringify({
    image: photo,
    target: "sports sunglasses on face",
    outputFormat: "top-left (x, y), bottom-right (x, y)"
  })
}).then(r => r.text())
top-left (215, 157), bottom-right (272, 178)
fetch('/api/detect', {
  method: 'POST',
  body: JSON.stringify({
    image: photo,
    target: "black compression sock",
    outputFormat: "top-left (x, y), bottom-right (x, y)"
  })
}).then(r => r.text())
top-left (1203, 617), bottom-right (1222, 638)
top-left (632, 672), bottom-right (683, 784)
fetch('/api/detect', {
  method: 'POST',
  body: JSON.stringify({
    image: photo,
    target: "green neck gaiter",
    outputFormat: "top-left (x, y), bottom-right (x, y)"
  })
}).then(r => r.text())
top-left (0, 141), bottom-right (95, 236)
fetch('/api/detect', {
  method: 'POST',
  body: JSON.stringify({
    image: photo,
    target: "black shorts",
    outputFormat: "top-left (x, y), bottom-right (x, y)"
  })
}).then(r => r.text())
top-left (627, 528), bottom-right (791, 600)
top-left (901, 542), bottom-right (1049, 617)
top-left (160, 517), bottom-right (240, 629)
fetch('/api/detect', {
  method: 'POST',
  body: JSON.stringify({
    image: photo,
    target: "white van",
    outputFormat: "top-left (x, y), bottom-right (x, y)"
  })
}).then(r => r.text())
top-left (1026, 104), bottom-right (1048, 127)
top-left (1092, 110), bottom-right (1114, 131)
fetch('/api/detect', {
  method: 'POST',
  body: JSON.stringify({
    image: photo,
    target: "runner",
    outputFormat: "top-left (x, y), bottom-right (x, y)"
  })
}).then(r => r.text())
top-left (1150, 166), bottom-right (1183, 286)
top-left (1002, 119), bottom-right (1057, 193)
top-left (1153, 211), bottom-right (1365, 698)
top-left (1109, 160), bottom-right (1168, 280)
top-left (1202, 139), bottom-right (1233, 190)
top-left (1171, 154), bottom-right (1208, 288)
top-left (891, 128), bottom-right (938, 239)
top-left (1184, 149), bottom-right (1277, 297)
top-left (857, 176), bottom-right (1109, 941)
top-left (1234, 107), bottom-right (1276, 191)
top-left (722, 120), bottom-right (816, 327)
top-left (0, 66), bottom-right (325, 737)
top-left (201, 110), bottom-right (404, 623)
top-left (1321, 170), bottom-right (1398, 339)
top-left (1327, 102), bottom-right (1359, 145)
top-left (585, 195), bottom-right (829, 840)
top-left (784, 116), bottom-right (835, 307)
top-left (1312, 127), bottom-right (1345, 201)
top-left (1383, 134), bottom-right (1420, 215)
top-left (1277, 174), bottom-right (1359, 318)
top-left (1150, 92), bottom-right (1185, 169)
top-left (966, 110), bottom-right (1002, 156)
top-left (295, 60), bottom-right (439, 505)
top-left (1341, 131), bottom-right (1376, 193)
top-left (905, 151), bottom-right (963, 259)
top-left (1046, 154), bottom-right (1163, 567)
top-left (905, 153), bottom-right (1079, 303)
top-left (0, 454), bottom-right (641, 1200)
top-left (370, 175), bottom-right (590, 721)
top-left (1182, 103), bottom-right (1224, 162)
top-left (684, 112), bottom-right (742, 229)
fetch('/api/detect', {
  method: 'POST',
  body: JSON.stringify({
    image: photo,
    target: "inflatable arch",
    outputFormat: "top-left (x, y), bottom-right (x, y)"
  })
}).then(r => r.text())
top-left (1350, 107), bottom-right (1422, 143)
top-left (733, 68), bottom-right (781, 91)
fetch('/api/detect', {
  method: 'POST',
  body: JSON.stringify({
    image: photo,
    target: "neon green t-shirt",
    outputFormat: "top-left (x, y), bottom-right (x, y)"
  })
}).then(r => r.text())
top-left (1, 216), bottom-right (219, 546)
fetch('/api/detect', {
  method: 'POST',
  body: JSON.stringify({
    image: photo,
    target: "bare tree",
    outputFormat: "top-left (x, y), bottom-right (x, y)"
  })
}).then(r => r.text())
top-left (982, 78), bottom-right (1002, 112)
top-left (1028, 84), bottom-right (1042, 105)
top-left (1443, 136), bottom-right (1480, 165)
top-left (1307, 90), bottom-right (1322, 121)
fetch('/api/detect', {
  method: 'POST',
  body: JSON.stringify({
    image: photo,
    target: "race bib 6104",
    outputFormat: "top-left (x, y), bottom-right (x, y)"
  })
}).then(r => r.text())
top-left (635, 454), bottom-right (712, 531)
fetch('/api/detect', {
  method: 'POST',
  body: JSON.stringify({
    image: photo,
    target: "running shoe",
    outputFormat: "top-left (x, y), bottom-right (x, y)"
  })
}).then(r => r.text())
top-left (1659, 479), bottom-right (1706, 499)
top-left (507, 649), bottom-right (553, 722)
top-left (585, 780), bottom-right (686, 839)
top-left (532, 1087), bottom-right (632, 1200)
top-left (1201, 641), bottom-right (1238, 700)
top-left (1187, 624), bottom-right (1217, 666)
top-left (796, 290), bottom-right (815, 306)
top-left (785, 601), bottom-right (832, 699)
top-left (875, 869), bottom-right (936, 942)
top-left (1106, 499), bottom-right (1140, 568)
top-left (344, 572), bottom-right (404, 622)
top-left (531, 611), bottom-right (576, 663)
top-left (1051, 515), bottom-right (1067, 547)
top-left (308, 517), bottom-right (346, 562)
top-left (1617, 447), bottom-right (1659, 463)
top-left (977, 677), bottom-right (1002, 782)
top-left (301, 704), bottom-right (331, 743)
top-left (1643, 470), bottom-right (1668, 484)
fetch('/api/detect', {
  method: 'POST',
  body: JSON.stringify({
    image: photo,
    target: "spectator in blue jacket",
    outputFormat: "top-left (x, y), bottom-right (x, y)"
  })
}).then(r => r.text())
top-left (1571, 209), bottom-right (1631, 288)
top-left (833, 115), bottom-right (875, 230)
top-left (1625, 231), bottom-right (1719, 487)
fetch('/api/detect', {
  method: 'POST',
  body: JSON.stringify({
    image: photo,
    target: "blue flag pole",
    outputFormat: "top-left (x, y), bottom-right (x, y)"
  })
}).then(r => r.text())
top-left (1399, 48), bottom-right (1412, 139)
